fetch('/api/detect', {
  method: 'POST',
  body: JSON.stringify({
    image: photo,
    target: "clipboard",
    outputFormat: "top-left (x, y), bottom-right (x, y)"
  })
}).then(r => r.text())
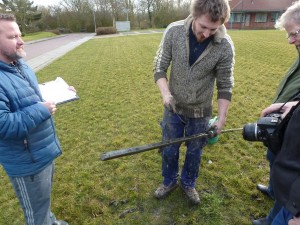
top-left (38, 77), bottom-right (79, 105)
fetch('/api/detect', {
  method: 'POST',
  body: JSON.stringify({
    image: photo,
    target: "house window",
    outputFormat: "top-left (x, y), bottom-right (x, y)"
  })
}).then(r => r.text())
top-left (231, 13), bottom-right (243, 22)
top-left (255, 13), bottom-right (267, 22)
top-left (270, 12), bottom-right (279, 22)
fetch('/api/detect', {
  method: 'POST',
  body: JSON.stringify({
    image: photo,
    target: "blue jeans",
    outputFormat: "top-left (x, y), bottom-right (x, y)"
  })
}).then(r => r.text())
top-left (9, 162), bottom-right (57, 225)
top-left (271, 207), bottom-right (293, 225)
top-left (266, 149), bottom-right (283, 223)
top-left (160, 108), bottom-right (209, 188)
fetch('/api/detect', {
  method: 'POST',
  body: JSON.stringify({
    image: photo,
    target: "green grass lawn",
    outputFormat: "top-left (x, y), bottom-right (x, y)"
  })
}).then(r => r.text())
top-left (0, 30), bottom-right (296, 224)
top-left (23, 31), bottom-right (58, 42)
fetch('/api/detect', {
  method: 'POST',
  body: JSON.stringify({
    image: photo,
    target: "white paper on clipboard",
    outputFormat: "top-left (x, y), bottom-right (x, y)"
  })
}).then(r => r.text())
top-left (38, 77), bottom-right (79, 104)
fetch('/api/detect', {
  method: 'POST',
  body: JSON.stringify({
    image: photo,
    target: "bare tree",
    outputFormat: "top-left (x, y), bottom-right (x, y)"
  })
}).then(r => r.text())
top-left (139, 0), bottom-right (155, 27)
top-left (57, 0), bottom-right (94, 31)
top-left (3, 0), bottom-right (191, 32)
top-left (0, 0), bottom-right (41, 34)
top-left (92, 0), bottom-right (114, 26)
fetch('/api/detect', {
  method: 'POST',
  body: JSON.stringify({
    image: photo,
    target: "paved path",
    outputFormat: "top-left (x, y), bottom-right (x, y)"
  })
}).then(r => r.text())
top-left (25, 30), bottom-right (164, 72)
top-left (25, 33), bottom-right (95, 72)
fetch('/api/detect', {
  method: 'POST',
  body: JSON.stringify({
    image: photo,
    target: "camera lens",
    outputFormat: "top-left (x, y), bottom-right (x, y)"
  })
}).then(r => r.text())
top-left (243, 123), bottom-right (258, 141)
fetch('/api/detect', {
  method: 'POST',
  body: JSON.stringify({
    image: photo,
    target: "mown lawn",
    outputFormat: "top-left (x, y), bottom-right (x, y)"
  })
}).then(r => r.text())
top-left (0, 30), bottom-right (296, 224)
top-left (23, 31), bottom-right (59, 42)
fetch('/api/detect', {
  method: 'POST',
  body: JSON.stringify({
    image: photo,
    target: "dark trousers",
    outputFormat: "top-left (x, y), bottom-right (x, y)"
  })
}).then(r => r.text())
top-left (160, 108), bottom-right (209, 188)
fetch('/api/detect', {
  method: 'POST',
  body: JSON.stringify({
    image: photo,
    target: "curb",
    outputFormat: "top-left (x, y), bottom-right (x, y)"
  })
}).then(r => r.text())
top-left (25, 34), bottom-right (69, 45)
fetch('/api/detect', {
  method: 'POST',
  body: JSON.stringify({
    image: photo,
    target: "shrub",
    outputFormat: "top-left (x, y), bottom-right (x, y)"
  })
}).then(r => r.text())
top-left (49, 28), bottom-right (73, 35)
top-left (51, 29), bottom-right (61, 35)
top-left (96, 27), bottom-right (117, 35)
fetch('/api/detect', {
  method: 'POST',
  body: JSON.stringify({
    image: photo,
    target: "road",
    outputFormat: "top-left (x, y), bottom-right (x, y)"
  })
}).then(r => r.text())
top-left (24, 33), bottom-right (94, 61)
top-left (24, 30), bottom-right (164, 72)
top-left (25, 33), bottom-right (95, 72)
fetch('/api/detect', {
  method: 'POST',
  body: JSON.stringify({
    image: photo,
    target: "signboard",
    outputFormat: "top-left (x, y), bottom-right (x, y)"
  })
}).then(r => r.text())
top-left (116, 21), bottom-right (130, 32)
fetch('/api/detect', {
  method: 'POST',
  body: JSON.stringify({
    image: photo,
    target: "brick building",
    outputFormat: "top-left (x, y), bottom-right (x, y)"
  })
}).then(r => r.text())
top-left (226, 0), bottom-right (295, 30)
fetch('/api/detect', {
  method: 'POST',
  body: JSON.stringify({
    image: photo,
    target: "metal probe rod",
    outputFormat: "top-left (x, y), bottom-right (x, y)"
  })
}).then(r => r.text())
top-left (100, 128), bottom-right (243, 161)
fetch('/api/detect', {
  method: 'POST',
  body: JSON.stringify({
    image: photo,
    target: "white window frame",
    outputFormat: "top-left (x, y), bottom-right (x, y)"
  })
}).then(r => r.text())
top-left (232, 13), bottom-right (242, 22)
top-left (255, 13), bottom-right (267, 22)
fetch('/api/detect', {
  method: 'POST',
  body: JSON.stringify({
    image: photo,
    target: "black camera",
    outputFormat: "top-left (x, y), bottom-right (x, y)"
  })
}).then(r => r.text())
top-left (243, 113), bottom-right (282, 149)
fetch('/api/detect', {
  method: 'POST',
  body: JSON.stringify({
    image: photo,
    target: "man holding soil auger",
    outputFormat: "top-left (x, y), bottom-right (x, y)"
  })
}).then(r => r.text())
top-left (152, 0), bottom-right (235, 204)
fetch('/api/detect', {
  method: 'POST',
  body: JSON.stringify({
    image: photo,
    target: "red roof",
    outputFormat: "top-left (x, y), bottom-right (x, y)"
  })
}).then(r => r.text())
top-left (229, 0), bottom-right (295, 12)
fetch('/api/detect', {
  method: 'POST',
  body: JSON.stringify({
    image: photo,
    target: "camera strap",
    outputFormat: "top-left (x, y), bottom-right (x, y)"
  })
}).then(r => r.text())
top-left (277, 88), bottom-right (300, 112)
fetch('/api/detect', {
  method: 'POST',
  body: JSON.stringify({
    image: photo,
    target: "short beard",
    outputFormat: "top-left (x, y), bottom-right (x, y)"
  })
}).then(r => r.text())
top-left (1, 49), bottom-right (26, 62)
top-left (15, 49), bottom-right (27, 59)
top-left (192, 22), bottom-right (205, 43)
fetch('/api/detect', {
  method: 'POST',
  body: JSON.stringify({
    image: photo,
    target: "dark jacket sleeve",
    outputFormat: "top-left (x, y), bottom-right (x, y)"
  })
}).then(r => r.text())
top-left (272, 105), bottom-right (300, 216)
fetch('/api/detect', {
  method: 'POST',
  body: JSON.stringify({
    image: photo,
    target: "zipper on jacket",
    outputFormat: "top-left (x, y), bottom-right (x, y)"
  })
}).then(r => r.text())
top-left (16, 66), bottom-right (26, 80)
top-left (24, 138), bottom-right (35, 163)
top-left (10, 62), bottom-right (25, 79)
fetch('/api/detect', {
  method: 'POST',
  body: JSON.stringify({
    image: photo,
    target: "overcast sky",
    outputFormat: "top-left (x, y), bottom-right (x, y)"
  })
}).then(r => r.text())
top-left (32, 0), bottom-right (61, 7)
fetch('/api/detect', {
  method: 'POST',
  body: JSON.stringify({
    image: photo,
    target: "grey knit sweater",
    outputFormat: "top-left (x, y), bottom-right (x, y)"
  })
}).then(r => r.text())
top-left (153, 15), bottom-right (235, 118)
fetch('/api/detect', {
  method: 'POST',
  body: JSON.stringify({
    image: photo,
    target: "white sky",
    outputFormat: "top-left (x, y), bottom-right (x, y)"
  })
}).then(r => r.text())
top-left (32, 0), bottom-right (61, 7)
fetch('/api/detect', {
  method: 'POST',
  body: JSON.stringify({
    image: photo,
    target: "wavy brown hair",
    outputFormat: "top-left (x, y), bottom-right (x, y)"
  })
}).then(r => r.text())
top-left (190, 0), bottom-right (230, 24)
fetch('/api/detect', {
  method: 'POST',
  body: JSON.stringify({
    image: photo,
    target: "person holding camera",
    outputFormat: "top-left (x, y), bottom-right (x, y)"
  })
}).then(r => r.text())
top-left (257, 100), bottom-right (300, 225)
top-left (253, 1), bottom-right (300, 224)
top-left (152, 0), bottom-right (234, 204)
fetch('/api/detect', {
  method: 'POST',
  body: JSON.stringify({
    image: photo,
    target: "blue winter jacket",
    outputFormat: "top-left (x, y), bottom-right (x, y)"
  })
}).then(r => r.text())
top-left (0, 59), bottom-right (62, 177)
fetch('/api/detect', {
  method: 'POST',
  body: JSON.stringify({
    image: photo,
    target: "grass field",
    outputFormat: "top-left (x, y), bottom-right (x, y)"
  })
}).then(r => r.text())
top-left (0, 30), bottom-right (297, 224)
top-left (22, 31), bottom-right (58, 42)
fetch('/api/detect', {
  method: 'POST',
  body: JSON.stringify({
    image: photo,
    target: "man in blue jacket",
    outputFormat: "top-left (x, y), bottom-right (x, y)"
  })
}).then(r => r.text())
top-left (0, 13), bottom-right (68, 225)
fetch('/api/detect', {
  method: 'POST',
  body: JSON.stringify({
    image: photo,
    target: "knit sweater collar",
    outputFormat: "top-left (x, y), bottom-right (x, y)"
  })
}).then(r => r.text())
top-left (184, 14), bottom-right (227, 44)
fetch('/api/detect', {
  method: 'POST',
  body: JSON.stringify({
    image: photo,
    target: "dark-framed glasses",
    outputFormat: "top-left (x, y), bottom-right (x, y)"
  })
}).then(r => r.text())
top-left (287, 28), bottom-right (300, 39)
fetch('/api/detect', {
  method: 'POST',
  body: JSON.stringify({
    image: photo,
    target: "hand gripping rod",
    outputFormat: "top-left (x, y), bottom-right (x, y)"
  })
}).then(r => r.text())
top-left (100, 128), bottom-right (242, 161)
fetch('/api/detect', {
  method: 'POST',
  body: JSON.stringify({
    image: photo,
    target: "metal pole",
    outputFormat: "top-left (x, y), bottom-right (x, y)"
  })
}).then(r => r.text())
top-left (93, 11), bottom-right (97, 33)
top-left (241, 0), bottom-right (244, 29)
top-left (100, 128), bottom-right (243, 161)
